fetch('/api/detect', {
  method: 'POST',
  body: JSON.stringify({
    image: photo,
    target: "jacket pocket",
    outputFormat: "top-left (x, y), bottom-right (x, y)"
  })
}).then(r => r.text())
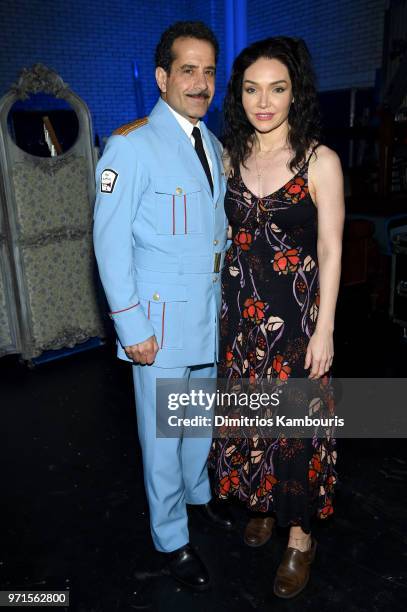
top-left (154, 177), bottom-right (203, 235)
top-left (136, 281), bottom-right (187, 349)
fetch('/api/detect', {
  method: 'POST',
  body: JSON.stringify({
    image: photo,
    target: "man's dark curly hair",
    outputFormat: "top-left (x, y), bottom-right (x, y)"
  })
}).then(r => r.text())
top-left (155, 21), bottom-right (219, 73)
top-left (224, 36), bottom-right (321, 175)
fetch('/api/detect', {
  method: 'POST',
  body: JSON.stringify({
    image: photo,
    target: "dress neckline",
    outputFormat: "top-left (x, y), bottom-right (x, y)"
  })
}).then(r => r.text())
top-left (238, 163), bottom-right (306, 201)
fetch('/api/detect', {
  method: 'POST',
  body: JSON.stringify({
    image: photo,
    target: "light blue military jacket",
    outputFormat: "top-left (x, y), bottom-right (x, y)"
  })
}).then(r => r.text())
top-left (93, 97), bottom-right (228, 368)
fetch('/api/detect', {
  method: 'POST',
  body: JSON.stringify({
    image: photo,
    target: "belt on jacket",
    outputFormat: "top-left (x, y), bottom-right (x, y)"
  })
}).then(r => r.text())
top-left (133, 248), bottom-right (224, 274)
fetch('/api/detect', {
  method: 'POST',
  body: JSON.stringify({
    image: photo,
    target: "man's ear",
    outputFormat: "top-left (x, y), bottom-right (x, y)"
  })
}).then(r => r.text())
top-left (155, 67), bottom-right (168, 94)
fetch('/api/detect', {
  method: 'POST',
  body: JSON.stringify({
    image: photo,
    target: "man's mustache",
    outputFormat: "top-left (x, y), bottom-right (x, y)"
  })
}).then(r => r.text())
top-left (186, 92), bottom-right (210, 99)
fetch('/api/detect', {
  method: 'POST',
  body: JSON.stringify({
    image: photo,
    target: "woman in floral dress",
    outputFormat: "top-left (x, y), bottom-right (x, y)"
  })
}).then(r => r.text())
top-left (209, 37), bottom-right (344, 598)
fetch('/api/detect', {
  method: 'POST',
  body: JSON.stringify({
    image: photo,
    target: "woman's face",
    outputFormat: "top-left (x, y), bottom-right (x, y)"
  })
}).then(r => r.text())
top-left (241, 57), bottom-right (293, 134)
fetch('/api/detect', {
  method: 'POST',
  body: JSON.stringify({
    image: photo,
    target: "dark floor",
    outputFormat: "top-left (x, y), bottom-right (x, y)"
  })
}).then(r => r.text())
top-left (1, 286), bottom-right (407, 611)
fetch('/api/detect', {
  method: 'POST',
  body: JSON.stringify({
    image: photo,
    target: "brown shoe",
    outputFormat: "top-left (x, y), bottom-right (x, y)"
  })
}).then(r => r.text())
top-left (243, 516), bottom-right (275, 547)
top-left (273, 537), bottom-right (317, 598)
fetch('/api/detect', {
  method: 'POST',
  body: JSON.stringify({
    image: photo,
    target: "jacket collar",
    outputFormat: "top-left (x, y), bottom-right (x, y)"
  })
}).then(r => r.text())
top-left (149, 98), bottom-right (221, 201)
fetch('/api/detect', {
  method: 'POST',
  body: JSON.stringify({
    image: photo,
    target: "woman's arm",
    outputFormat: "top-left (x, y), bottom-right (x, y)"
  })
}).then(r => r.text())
top-left (306, 146), bottom-right (345, 379)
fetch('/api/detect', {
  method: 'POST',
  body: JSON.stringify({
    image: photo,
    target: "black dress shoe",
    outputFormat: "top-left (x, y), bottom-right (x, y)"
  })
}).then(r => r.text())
top-left (166, 543), bottom-right (210, 591)
top-left (191, 498), bottom-right (235, 531)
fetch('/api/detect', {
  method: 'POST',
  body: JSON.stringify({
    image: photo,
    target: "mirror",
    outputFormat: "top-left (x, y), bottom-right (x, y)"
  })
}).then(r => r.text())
top-left (8, 93), bottom-right (79, 157)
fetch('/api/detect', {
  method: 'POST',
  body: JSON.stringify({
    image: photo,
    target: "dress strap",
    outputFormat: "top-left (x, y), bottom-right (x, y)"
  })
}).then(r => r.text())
top-left (296, 144), bottom-right (320, 176)
top-left (305, 143), bottom-right (320, 166)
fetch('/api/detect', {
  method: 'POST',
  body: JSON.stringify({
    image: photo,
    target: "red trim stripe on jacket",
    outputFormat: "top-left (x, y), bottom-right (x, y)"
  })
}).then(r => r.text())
top-left (109, 302), bottom-right (140, 315)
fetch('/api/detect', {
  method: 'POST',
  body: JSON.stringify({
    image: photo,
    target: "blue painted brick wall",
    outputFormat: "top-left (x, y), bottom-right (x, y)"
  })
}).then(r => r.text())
top-left (0, 0), bottom-right (225, 142)
top-left (247, 0), bottom-right (386, 91)
top-left (0, 0), bottom-right (386, 143)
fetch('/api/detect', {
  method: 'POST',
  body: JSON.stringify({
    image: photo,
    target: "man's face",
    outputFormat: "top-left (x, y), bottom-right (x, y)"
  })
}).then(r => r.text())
top-left (155, 37), bottom-right (216, 124)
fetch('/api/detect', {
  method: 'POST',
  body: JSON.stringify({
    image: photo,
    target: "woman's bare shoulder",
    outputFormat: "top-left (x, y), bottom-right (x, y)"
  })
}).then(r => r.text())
top-left (308, 144), bottom-right (343, 200)
top-left (310, 144), bottom-right (341, 168)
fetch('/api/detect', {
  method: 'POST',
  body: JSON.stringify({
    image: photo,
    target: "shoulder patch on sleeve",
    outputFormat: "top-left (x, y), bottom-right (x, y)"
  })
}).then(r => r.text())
top-left (101, 169), bottom-right (118, 193)
top-left (113, 117), bottom-right (148, 136)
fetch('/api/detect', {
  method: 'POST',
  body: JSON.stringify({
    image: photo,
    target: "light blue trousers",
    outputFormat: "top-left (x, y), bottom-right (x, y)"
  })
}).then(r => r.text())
top-left (132, 362), bottom-right (216, 552)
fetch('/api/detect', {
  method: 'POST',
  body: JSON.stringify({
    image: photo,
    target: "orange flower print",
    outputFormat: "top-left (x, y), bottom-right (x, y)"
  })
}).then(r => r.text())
top-left (320, 499), bottom-right (334, 518)
top-left (264, 473), bottom-right (278, 491)
top-left (225, 346), bottom-right (233, 368)
top-left (308, 454), bottom-right (322, 482)
top-left (234, 229), bottom-right (252, 251)
top-left (296, 279), bottom-right (306, 293)
top-left (273, 248), bottom-right (300, 274)
top-left (247, 350), bottom-right (255, 365)
top-left (242, 297), bottom-right (266, 324)
top-left (257, 336), bottom-right (266, 350)
top-left (326, 474), bottom-right (336, 488)
top-left (220, 469), bottom-right (239, 495)
top-left (272, 354), bottom-right (291, 381)
top-left (256, 474), bottom-right (277, 498)
top-left (231, 452), bottom-right (245, 465)
top-left (286, 176), bottom-right (309, 202)
top-left (288, 184), bottom-right (301, 195)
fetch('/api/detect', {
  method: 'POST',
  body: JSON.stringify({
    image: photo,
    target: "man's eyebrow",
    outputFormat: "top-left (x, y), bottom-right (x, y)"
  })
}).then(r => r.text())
top-left (179, 64), bottom-right (216, 71)
top-left (243, 79), bottom-right (288, 85)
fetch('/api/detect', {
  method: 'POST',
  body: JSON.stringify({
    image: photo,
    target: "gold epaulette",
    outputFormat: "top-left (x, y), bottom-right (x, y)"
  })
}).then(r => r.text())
top-left (113, 117), bottom-right (148, 136)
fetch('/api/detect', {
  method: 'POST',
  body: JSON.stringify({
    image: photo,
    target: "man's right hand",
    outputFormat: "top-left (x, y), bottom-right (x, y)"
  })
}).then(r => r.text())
top-left (124, 336), bottom-right (159, 365)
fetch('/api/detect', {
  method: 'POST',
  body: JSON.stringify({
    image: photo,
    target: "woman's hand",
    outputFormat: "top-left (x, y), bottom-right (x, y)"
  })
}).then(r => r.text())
top-left (304, 330), bottom-right (334, 379)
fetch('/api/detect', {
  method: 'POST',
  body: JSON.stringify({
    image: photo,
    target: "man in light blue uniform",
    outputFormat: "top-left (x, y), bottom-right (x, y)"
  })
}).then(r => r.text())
top-left (93, 22), bottom-right (233, 590)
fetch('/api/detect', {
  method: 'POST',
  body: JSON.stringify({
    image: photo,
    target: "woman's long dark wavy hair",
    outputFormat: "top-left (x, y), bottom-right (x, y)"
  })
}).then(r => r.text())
top-left (223, 36), bottom-right (321, 175)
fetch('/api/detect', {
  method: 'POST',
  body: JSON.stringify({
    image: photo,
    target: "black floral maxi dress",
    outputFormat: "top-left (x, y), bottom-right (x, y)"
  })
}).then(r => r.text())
top-left (209, 152), bottom-right (338, 534)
